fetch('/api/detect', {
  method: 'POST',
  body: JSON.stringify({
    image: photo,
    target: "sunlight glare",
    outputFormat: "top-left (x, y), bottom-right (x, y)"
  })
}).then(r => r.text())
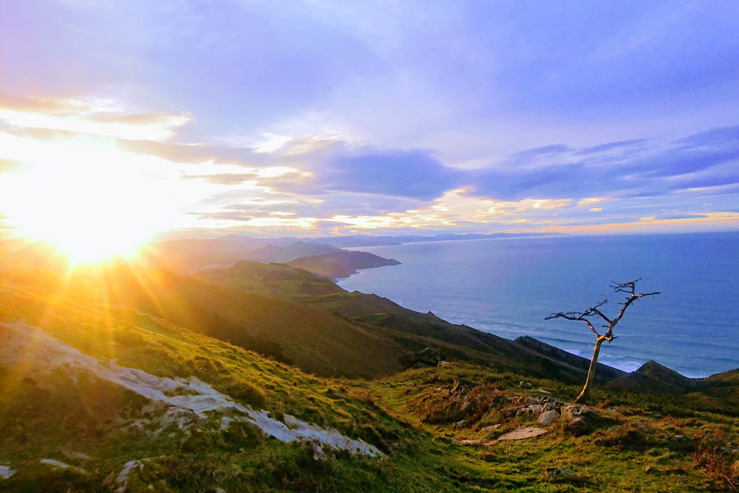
top-left (0, 136), bottom-right (179, 263)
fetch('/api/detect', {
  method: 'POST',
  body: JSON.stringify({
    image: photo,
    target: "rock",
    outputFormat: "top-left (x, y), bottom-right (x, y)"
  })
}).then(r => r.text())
top-left (61, 449), bottom-right (93, 462)
top-left (561, 404), bottom-right (613, 435)
top-left (454, 438), bottom-right (496, 446)
top-left (564, 417), bottom-right (587, 436)
top-left (538, 388), bottom-right (552, 394)
top-left (481, 424), bottom-right (502, 434)
top-left (453, 419), bottom-right (469, 429)
top-left (40, 459), bottom-right (88, 475)
top-left (497, 427), bottom-right (548, 441)
top-left (0, 466), bottom-right (16, 480)
top-left (525, 396), bottom-right (539, 405)
top-left (311, 443), bottom-right (327, 461)
top-left (562, 405), bottom-right (582, 418)
top-left (400, 347), bottom-right (446, 369)
top-left (519, 381), bottom-right (533, 389)
top-left (517, 404), bottom-right (544, 416)
top-left (40, 459), bottom-right (71, 469)
top-left (669, 435), bottom-right (694, 444)
top-left (538, 410), bottom-right (560, 427)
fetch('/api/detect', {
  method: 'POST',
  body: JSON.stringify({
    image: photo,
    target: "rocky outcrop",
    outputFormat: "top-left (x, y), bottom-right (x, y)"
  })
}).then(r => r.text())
top-left (399, 347), bottom-right (446, 369)
top-left (0, 323), bottom-right (385, 458)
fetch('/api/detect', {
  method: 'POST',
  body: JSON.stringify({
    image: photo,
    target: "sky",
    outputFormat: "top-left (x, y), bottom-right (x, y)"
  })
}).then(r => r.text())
top-left (1, 0), bottom-right (739, 243)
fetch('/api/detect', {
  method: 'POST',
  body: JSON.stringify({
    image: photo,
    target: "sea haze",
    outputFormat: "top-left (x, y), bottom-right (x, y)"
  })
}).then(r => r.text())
top-left (339, 232), bottom-right (739, 378)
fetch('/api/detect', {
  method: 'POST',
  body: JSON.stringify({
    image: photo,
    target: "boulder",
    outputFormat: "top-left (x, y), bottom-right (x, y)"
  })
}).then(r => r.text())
top-left (538, 410), bottom-right (560, 427)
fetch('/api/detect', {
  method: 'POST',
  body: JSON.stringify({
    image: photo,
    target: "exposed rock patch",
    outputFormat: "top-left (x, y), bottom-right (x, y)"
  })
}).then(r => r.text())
top-left (0, 466), bottom-right (15, 480)
top-left (498, 427), bottom-right (548, 441)
top-left (455, 427), bottom-right (548, 446)
top-left (0, 322), bottom-right (384, 457)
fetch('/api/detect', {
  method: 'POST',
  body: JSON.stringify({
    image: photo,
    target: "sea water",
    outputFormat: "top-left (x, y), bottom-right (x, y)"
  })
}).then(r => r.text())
top-left (338, 232), bottom-right (739, 377)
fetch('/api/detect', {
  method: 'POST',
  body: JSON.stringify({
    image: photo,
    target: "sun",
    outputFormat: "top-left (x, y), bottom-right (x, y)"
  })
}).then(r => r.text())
top-left (0, 137), bottom-right (177, 264)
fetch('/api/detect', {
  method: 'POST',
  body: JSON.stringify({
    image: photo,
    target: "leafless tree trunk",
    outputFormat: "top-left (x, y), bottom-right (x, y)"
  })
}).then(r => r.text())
top-left (545, 279), bottom-right (659, 403)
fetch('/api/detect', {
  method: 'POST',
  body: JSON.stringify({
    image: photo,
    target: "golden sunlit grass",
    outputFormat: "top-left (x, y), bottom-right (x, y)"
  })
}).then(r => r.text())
top-left (0, 136), bottom-right (179, 263)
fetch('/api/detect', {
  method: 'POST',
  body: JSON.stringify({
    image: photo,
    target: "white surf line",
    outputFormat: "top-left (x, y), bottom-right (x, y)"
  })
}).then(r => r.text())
top-left (0, 323), bottom-right (384, 457)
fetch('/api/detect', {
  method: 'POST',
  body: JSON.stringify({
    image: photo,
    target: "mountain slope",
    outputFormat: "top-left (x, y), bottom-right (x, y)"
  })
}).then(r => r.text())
top-left (196, 261), bottom-right (344, 298)
top-left (0, 281), bottom-right (451, 492)
top-left (605, 360), bottom-right (699, 394)
top-left (2, 264), bottom-right (404, 379)
top-left (194, 261), bottom-right (626, 385)
top-left (1, 267), bottom-right (737, 491)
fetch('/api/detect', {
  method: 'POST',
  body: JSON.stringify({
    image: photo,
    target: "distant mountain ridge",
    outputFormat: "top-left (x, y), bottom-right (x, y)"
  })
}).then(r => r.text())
top-left (149, 232), bottom-right (562, 273)
top-left (287, 251), bottom-right (401, 280)
top-left (247, 241), bottom-right (340, 263)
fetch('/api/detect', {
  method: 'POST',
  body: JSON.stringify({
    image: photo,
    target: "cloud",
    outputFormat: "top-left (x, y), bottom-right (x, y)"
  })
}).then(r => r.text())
top-left (538, 212), bottom-right (739, 235)
top-left (134, 123), bottom-right (739, 236)
top-left (467, 125), bottom-right (739, 202)
top-left (323, 189), bottom-right (571, 231)
top-left (574, 139), bottom-right (649, 155)
top-left (0, 96), bottom-right (190, 141)
top-left (319, 145), bottom-right (463, 200)
top-left (578, 197), bottom-right (610, 207)
top-left (2, 89), bottom-right (738, 238)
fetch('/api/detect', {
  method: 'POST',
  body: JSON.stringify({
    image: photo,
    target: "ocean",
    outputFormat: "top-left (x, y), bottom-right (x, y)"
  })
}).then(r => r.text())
top-left (338, 232), bottom-right (739, 378)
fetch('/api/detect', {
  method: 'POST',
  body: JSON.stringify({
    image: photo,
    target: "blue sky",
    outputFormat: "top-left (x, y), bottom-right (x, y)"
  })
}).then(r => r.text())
top-left (1, 0), bottom-right (739, 240)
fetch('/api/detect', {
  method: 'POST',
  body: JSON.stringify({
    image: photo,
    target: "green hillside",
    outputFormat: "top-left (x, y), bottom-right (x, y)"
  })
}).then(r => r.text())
top-left (196, 261), bottom-right (625, 384)
top-left (0, 275), bottom-right (737, 491)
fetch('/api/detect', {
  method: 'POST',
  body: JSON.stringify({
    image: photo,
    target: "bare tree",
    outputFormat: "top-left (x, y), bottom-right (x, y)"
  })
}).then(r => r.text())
top-left (545, 279), bottom-right (660, 403)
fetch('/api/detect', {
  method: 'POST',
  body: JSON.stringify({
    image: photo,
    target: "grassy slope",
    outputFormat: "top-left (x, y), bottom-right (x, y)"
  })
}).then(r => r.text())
top-left (3, 264), bottom-right (404, 379)
top-left (0, 280), bottom-right (456, 492)
top-left (0, 278), bottom-right (737, 491)
top-left (366, 364), bottom-right (739, 492)
top-left (196, 261), bottom-right (345, 299)
top-left (196, 262), bottom-right (624, 385)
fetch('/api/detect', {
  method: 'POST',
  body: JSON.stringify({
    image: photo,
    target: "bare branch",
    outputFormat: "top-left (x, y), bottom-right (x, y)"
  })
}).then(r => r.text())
top-left (545, 311), bottom-right (601, 337)
top-left (611, 289), bottom-right (661, 326)
top-left (583, 319), bottom-right (601, 337)
top-left (589, 305), bottom-right (612, 324)
top-left (545, 278), bottom-right (659, 404)
top-left (611, 279), bottom-right (641, 295)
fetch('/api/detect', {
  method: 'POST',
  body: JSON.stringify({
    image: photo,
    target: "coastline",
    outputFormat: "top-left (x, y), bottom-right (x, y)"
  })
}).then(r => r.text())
top-left (338, 233), bottom-right (739, 379)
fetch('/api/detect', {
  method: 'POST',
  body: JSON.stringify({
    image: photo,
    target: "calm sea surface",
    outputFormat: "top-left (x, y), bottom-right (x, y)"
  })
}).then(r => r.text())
top-left (338, 232), bottom-right (739, 377)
